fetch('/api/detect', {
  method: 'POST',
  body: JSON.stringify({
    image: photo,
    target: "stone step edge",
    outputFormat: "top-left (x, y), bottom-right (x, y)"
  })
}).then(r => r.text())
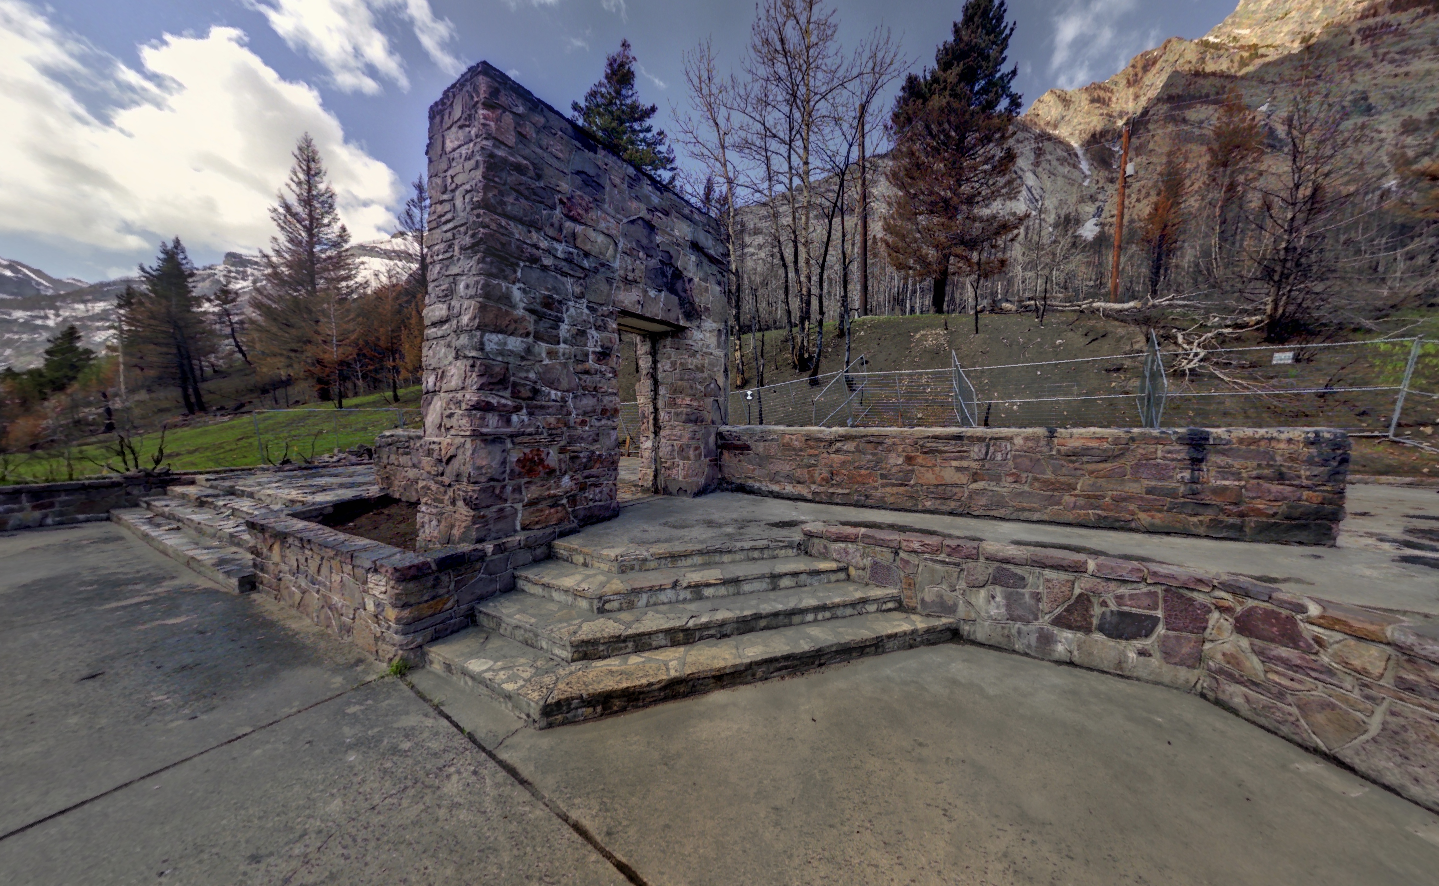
top-left (111, 509), bottom-right (256, 594)
top-left (537, 618), bottom-right (956, 729)
top-left (426, 614), bottom-right (960, 729)
top-left (478, 582), bottom-right (903, 662)
top-left (552, 536), bottom-right (806, 573)
top-left (166, 486), bottom-right (279, 521)
top-left (516, 556), bottom-right (852, 613)
top-left (142, 497), bottom-right (255, 552)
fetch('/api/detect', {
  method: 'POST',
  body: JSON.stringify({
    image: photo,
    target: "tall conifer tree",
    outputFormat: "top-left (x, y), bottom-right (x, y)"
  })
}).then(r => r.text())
top-left (882, 0), bottom-right (1025, 318)
top-left (249, 134), bottom-right (360, 406)
top-left (118, 239), bottom-right (214, 414)
top-left (572, 40), bottom-right (677, 181)
top-left (38, 325), bottom-right (95, 395)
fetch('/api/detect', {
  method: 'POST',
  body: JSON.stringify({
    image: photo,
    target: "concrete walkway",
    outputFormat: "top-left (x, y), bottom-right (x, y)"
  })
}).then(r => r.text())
top-left (583, 485), bottom-right (1439, 616)
top-left (0, 524), bottom-right (625, 886)
top-left (4, 521), bottom-right (1439, 884)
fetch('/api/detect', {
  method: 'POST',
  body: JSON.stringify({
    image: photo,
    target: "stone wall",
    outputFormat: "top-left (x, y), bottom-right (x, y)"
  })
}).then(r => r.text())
top-left (719, 426), bottom-right (1348, 544)
top-left (375, 430), bottom-right (423, 503)
top-left (248, 511), bottom-right (548, 663)
top-left (419, 62), bottom-right (727, 548)
top-left (1, 474), bottom-right (188, 532)
top-left (803, 521), bottom-right (1439, 813)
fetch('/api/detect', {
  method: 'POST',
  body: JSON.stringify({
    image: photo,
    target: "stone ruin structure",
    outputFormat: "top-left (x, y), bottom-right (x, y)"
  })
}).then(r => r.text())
top-left (383, 61), bottom-right (1352, 553)
top-left (80, 59), bottom-right (1439, 818)
top-left (414, 62), bottom-right (729, 550)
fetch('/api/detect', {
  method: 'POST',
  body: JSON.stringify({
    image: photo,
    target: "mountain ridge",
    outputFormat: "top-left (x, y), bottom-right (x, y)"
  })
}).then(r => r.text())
top-left (0, 235), bottom-right (416, 369)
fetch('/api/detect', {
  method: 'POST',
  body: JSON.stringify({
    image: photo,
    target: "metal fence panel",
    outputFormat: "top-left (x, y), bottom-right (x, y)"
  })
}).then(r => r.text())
top-left (721, 337), bottom-right (1436, 434)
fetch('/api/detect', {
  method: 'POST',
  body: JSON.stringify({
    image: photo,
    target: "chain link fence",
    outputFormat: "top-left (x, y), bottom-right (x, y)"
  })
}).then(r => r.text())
top-left (724, 337), bottom-right (1438, 446)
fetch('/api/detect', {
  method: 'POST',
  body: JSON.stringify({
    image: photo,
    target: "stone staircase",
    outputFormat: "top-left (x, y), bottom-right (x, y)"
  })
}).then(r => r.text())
top-left (424, 533), bottom-right (959, 728)
top-left (110, 466), bottom-right (379, 595)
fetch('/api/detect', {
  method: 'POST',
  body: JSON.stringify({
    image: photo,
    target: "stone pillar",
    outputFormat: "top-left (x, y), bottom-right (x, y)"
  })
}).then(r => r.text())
top-left (656, 330), bottom-right (726, 495)
top-left (418, 62), bottom-right (728, 549)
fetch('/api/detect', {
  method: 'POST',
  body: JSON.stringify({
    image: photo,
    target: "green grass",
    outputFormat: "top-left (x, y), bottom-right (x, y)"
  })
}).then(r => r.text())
top-left (1, 388), bottom-right (424, 485)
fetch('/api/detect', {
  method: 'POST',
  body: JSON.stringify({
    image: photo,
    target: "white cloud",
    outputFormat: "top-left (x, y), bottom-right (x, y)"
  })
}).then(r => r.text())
top-left (251, 0), bottom-right (462, 94)
top-left (1049, 0), bottom-right (1159, 90)
top-left (601, 0), bottom-right (627, 19)
top-left (0, 1), bottom-right (399, 254)
top-left (637, 62), bottom-right (666, 91)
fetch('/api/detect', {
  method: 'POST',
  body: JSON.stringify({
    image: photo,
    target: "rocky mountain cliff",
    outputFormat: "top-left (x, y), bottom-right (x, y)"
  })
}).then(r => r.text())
top-left (1024, 0), bottom-right (1438, 158)
top-left (0, 235), bottom-right (416, 370)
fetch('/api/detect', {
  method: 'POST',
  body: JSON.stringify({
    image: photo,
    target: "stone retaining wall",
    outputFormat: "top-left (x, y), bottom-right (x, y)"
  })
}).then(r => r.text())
top-left (719, 426), bottom-right (1349, 544)
top-left (803, 521), bottom-right (1439, 813)
top-left (248, 511), bottom-right (550, 663)
top-left (375, 430), bottom-right (423, 503)
top-left (0, 474), bottom-right (188, 532)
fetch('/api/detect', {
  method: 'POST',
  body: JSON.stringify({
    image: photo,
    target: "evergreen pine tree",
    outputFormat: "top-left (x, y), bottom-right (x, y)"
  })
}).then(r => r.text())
top-left (572, 40), bottom-right (677, 181)
top-left (249, 134), bottom-right (360, 406)
top-left (882, 0), bottom-right (1025, 318)
top-left (38, 325), bottom-right (95, 395)
top-left (118, 239), bottom-right (214, 414)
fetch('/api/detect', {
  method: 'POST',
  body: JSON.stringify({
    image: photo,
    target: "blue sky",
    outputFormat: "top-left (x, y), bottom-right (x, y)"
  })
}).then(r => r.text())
top-left (0, 0), bottom-right (1236, 282)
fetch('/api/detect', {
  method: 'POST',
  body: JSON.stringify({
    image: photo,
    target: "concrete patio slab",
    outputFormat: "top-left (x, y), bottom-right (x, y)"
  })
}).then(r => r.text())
top-left (0, 523), bottom-right (624, 886)
top-left (475, 643), bottom-right (1439, 886)
top-left (6, 508), bottom-right (1439, 884)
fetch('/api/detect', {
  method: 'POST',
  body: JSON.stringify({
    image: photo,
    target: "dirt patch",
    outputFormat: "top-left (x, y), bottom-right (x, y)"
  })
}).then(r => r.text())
top-left (325, 498), bottom-right (418, 550)
top-left (1351, 438), bottom-right (1439, 479)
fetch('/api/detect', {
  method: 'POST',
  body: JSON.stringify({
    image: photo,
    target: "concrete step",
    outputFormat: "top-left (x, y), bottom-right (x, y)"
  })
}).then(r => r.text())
top-left (553, 535), bottom-right (805, 573)
top-left (142, 496), bottom-right (255, 552)
top-left (477, 581), bottom-right (902, 662)
top-left (516, 555), bottom-right (850, 613)
top-left (424, 610), bottom-right (958, 727)
top-left (111, 508), bottom-right (256, 594)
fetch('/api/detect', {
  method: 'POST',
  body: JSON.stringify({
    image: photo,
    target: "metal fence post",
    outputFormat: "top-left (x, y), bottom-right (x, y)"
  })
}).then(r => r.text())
top-left (1390, 337), bottom-right (1424, 439)
top-left (253, 411), bottom-right (264, 465)
top-left (334, 408), bottom-right (341, 454)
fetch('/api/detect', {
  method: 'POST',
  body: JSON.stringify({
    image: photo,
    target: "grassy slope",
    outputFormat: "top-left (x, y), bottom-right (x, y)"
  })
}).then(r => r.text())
top-left (2, 386), bottom-right (422, 484)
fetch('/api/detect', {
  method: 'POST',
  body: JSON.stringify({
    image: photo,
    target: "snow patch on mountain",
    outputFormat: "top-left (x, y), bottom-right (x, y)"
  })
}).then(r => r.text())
top-left (0, 235), bottom-right (416, 369)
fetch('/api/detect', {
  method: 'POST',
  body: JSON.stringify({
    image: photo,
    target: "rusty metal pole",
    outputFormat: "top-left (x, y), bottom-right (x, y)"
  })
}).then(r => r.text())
top-left (1109, 122), bottom-right (1132, 304)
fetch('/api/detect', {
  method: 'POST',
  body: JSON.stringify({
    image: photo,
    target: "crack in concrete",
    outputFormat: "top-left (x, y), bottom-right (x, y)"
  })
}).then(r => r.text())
top-left (491, 723), bottom-right (525, 751)
top-left (403, 677), bottom-right (652, 886)
top-left (0, 676), bottom-right (384, 845)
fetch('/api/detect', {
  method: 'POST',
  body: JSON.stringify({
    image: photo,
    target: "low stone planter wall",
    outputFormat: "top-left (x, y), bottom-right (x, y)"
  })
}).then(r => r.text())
top-left (803, 521), bottom-right (1439, 813)
top-left (719, 426), bottom-right (1349, 545)
top-left (247, 510), bottom-right (550, 663)
top-left (375, 429), bottom-right (423, 503)
top-left (1, 474), bottom-right (189, 532)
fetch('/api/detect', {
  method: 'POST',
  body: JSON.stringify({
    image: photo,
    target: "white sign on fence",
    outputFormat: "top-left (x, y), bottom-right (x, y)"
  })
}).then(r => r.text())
top-left (1272, 351), bottom-right (1295, 365)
